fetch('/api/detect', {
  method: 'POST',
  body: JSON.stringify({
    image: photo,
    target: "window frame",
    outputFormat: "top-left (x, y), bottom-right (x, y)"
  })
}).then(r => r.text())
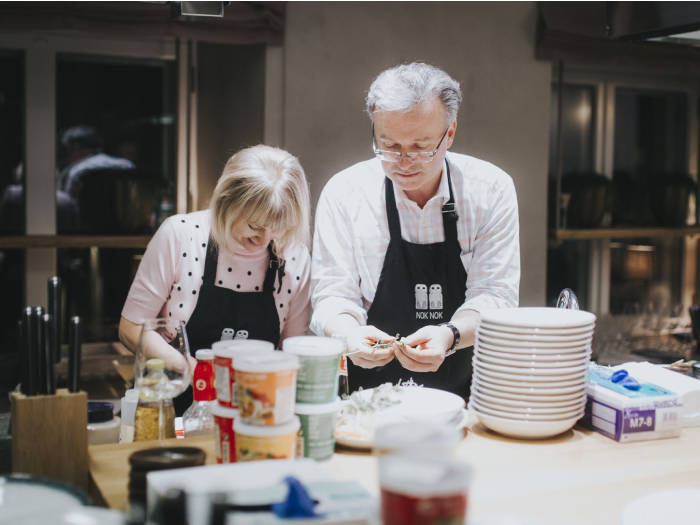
top-left (552, 64), bottom-right (699, 315)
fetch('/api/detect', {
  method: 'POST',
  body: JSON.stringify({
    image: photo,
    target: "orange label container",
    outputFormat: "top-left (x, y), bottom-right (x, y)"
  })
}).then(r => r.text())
top-left (234, 417), bottom-right (300, 462)
top-left (235, 352), bottom-right (299, 426)
top-left (212, 340), bottom-right (274, 409)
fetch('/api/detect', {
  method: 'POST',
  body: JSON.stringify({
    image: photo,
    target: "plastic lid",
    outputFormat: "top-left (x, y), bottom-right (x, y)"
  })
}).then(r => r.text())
top-left (212, 404), bottom-right (238, 419)
top-left (373, 422), bottom-right (461, 452)
top-left (379, 454), bottom-right (473, 496)
top-left (212, 339), bottom-right (275, 357)
top-left (234, 416), bottom-right (300, 436)
top-left (146, 358), bottom-right (165, 371)
top-left (295, 399), bottom-right (342, 415)
top-left (88, 401), bottom-right (114, 423)
top-left (235, 352), bottom-right (299, 373)
top-left (195, 349), bottom-right (213, 361)
top-left (282, 336), bottom-right (345, 357)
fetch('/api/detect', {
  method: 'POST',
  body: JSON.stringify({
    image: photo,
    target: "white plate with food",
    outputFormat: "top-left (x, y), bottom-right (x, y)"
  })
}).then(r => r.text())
top-left (334, 383), bottom-right (466, 449)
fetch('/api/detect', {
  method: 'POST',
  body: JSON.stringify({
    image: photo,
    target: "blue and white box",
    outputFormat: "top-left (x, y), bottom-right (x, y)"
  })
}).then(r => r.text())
top-left (583, 368), bottom-right (682, 442)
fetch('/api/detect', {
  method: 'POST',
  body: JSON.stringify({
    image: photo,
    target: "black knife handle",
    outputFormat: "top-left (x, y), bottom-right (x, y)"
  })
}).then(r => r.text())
top-left (42, 313), bottom-right (56, 395)
top-left (23, 307), bottom-right (37, 396)
top-left (68, 316), bottom-right (82, 393)
top-left (48, 276), bottom-right (62, 363)
top-left (33, 306), bottom-right (46, 395)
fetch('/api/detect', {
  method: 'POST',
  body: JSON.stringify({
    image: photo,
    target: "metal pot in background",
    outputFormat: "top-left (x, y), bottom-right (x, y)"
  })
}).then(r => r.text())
top-left (649, 173), bottom-right (696, 227)
top-left (561, 172), bottom-right (610, 228)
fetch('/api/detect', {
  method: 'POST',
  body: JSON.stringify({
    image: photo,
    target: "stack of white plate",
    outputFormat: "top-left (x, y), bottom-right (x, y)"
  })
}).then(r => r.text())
top-left (470, 307), bottom-right (596, 439)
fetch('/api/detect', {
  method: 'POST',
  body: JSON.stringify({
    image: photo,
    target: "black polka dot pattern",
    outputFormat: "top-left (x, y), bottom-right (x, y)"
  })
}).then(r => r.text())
top-left (179, 304), bottom-right (183, 308)
top-left (183, 253), bottom-right (187, 257)
top-left (247, 271), bottom-right (252, 275)
top-left (236, 284), bottom-right (241, 289)
top-left (192, 290), bottom-right (196, 295)
top-left (228, 267), bottom-right (232, 272)
top-left (177, 286), bottom-right (181, 291)
top-left (188, 272), bottom-right (192, 276)
top-left (202, 243), bottom-right (206, 248)
top-left (218, 280), bottom-right (222, 285)
top-left (255, 286), bottom-right (259, 291)
top-left (280, 303), bottom-right (284, 308)
top-left (288, 289), bottom-right (291, 294)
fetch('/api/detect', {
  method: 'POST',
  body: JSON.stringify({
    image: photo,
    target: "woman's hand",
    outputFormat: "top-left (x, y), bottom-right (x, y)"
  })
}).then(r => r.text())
top-left (394, 325), bottom-right (453, 372)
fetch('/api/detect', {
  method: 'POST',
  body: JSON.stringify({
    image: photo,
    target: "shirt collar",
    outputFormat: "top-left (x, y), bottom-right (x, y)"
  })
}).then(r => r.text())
top-left (391, 157), bottom-right (451, 209)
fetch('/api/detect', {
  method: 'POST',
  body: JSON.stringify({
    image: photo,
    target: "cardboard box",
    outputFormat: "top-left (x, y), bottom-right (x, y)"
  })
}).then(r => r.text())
top-left (583, 370), bottom-right (682, 442)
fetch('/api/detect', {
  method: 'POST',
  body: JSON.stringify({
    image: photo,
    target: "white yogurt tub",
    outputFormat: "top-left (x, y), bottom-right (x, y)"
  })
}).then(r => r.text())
top-left (212, 339), bottom-right (274, 408)
top-left (295, 399), bottom-right (341, 461)
top-left (282, 336), bottom-right (344, 403)
top-left (234, 416), bottom-right (300, 461)
top-left (235, 352), bottom-right (299, 426)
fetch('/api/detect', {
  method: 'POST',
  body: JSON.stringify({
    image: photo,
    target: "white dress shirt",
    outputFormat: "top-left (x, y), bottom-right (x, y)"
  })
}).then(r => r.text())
top-left (310, 151), bottom-right (520, 336)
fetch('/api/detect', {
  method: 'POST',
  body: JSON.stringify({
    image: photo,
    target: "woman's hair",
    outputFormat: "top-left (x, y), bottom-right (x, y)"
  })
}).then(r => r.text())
top-left (209, 145), bottom-right (310, 259)
top-left (366, 62), bottom-right (462, 125)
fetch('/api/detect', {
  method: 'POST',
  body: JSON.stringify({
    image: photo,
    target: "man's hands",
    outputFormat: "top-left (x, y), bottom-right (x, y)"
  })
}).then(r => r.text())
top-left (395, 324), bottom-right (453, 372)
top-left (344, 325), bottom-right (396, 369)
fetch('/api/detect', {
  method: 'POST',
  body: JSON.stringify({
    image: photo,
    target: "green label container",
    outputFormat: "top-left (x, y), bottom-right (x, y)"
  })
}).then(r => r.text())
top-left (296, 401), bottom-right (340, 461)
top-left (283, 336), bottom-right (344, 403)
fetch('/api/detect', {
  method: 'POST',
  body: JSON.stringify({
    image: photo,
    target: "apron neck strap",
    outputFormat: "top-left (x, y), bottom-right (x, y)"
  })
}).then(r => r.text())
top-left (203, 237), bottom-right (284, 293)
top-left (384, 159), bottom-right (459, 242)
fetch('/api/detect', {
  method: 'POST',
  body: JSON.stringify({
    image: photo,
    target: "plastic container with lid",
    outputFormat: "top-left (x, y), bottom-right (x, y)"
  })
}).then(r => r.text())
top-left (235, 352), bottom-right (299, 426)
top-left (295, 399), bottom-right (341, 461)
top-left (373, 421), bottom-right (462, 457)
top-left (212, 404), bottom-right (237, 464)
top-left (87, 401), bottom-right (121, 445)
top-left (379, 454), bottom-right (473, 525)
top-left (282, 336), bottom-right (344, 403)
top-left (234, 416), bottom-right (300, 461)
top-left (212, 339), bottom-right (275, 408)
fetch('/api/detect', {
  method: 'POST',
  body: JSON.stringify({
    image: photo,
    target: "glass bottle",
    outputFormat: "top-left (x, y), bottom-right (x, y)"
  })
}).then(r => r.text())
top-left (134, 358), bottom-right (176, 441)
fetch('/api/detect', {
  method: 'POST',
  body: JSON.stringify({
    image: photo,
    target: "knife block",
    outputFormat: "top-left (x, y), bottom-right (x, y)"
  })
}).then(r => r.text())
top-left (11, 388), bottom-right (88, 491)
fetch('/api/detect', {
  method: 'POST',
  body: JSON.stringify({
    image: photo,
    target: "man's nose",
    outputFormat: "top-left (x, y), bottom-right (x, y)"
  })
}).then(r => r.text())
top-left (397, 153), bottom-right (415, 169)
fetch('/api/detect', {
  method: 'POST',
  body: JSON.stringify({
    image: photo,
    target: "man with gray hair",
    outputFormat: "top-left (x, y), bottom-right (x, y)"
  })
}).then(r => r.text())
top-left (311, 62), bottom-right (520, 400)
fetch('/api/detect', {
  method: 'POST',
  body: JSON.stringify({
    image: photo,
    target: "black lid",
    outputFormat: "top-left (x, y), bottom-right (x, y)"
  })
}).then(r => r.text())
top-left (88, 401), bottom-right (114, 423)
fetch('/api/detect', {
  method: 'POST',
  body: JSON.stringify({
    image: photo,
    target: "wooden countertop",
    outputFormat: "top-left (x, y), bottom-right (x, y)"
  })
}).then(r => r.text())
top-left (89, 415), bottom-right (700, 524)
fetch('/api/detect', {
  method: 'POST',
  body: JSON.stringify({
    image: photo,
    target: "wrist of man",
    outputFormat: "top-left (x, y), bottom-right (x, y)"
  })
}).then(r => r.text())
top-left (440, 322), bottom-right (460, 356)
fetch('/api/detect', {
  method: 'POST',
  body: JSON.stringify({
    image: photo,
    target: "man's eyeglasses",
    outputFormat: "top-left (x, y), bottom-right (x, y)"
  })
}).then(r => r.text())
top-left (372, 125), bottom-right (450, 164)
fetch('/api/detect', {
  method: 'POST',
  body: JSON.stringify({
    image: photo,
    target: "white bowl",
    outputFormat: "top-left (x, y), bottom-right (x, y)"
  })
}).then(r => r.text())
top-left (473, 375), bottom-right (587, 395)
top-left (474, 358), bottom-right (589, 376)
top-left (477, 332), bottom-right (593, 348)
top-left (473, 347), bottom-right (590, 362)
top-left (471, 408), bottom-right (581, 439)
top-left (475, 350), bottom-right (589, 369)
top-left (471, 380), bottom-right (586, 401)
top-left (469, 398), bottom-right (585, 420)
top-left (478, 321), bottom-right (595, 337)
top-left (477, 324), bottom-right (595, 341)
top-left (471, 394), bottom-right (586, 415)
top-left (480, 307), bottom-right (596, 329)
top-left (471, 386), bottom-right (587, 407)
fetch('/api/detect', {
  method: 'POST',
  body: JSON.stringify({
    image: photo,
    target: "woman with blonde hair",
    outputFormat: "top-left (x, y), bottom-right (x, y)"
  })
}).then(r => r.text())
top-left (119, 145), bottom-right (311, 413)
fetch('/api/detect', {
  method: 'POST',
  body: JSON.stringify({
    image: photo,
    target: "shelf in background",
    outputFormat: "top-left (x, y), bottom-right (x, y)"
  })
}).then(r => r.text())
top-left (553, 226), bottom-right (700, 241)
top-left (0, 235), bottom-right (151, 249)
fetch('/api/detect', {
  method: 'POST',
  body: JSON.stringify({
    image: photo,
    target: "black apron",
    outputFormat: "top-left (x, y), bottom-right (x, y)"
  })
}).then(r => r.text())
top-left (174, 237), bottom-right (283, 414)
top-left (347, 161), bottom-right (473, 400)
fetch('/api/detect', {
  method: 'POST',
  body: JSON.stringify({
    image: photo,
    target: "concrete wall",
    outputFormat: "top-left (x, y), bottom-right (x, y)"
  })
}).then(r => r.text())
top-left (197, 43), bottom-right (266, 210)
top-left (283, 2), bottom-right (552, 306)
